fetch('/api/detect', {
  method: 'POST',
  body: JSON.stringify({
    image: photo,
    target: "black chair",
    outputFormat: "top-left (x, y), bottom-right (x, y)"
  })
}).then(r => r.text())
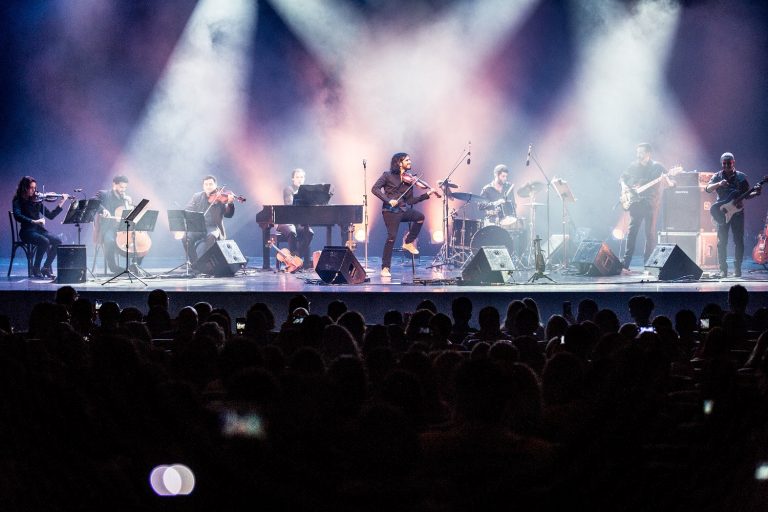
top-left (7, 211), bottom-right (36, 277)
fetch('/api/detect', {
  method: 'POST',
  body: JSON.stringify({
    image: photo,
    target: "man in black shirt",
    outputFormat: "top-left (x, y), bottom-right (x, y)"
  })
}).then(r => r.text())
top-left (94, 175), bottom-right (131, 273)
top-left (183, 175), bottom-right (235, 264)
top-left (620, 143), bottom-right (668, 271)
top-left (371, 152), bottom-right (438, 277)
top-left (705, 152), bottom-right (759, 278)
top-left (479, 164), bottom-right (516, 226)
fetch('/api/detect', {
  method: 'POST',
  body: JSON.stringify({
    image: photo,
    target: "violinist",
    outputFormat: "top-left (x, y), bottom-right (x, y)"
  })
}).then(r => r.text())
top-left (277, 168), bottom-right (314, 270)
top-left (371, 152), bottom-right (439, 277)
top-left (12, 176), bottom-right (70, 279)
top-left (94, 175), bottom-right (132, 273)
top-left (183, 175), bottom-right (236, 265)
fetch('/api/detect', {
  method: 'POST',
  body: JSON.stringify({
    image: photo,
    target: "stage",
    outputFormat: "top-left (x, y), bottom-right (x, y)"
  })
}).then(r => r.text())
top-left (3, 254), bottom-right (768, 332)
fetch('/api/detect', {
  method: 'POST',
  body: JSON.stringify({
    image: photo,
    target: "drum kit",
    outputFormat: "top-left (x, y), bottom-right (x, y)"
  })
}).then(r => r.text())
top-left (444, 181), bottom-right (547, 270)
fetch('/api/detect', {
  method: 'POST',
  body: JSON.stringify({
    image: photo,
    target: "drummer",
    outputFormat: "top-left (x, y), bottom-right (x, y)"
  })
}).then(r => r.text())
top-left (479, 164), bottom-right (517, 226)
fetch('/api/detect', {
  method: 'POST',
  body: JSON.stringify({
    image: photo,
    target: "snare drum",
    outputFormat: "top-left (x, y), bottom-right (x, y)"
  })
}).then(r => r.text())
top-left (452, 219), bottom-right (480, 248)
top-left (470, 225), bottom-right (514, 256)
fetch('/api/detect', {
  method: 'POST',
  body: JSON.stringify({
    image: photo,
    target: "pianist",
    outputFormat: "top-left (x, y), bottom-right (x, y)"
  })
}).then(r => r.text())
top-left (277, 168), bottom-right (314, 270)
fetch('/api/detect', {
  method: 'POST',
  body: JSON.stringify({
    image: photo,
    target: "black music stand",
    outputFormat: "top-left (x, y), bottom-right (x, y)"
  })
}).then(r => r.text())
top-left (103, 199), bottom-right (149, 286)
top-left (163, 210), bottom-right (206, 277)
top-left (63, 199), bottom-right (102, 245)
top-left (293, 184), bottom-right (332, 206)
top-left (552, 178), bottom-right (576, 270)
top-left (129, 209), bottom-right (158, 278)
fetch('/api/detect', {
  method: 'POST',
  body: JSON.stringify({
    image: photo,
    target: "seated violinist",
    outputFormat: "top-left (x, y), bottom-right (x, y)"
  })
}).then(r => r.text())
top-left (12, 176), bottom-right (70, 279)
top-left (182, 175), bottom-right (235, 265)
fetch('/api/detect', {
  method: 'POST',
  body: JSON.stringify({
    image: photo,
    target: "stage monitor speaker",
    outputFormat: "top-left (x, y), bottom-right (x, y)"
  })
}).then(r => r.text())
top-left (571, 240), bottom-right (622, 276)
top-left (193, 240), bottom-right (247, 277)
top-left (644, 243), bottom-right (703, 281)
top-left (315, 246), bottom-right (366, 284)
top-left (57, 244), bottom-right (87, 284)
top-left (461, 246), bottom-right (514, 284)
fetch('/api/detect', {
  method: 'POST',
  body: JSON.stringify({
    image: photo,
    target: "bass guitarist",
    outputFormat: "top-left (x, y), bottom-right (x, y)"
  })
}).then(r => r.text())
top-left (620, 143), bottom-right (671, 272)
top-left (371, 152), bottom-right (439, 278)
top-left (705, 152), bottom-right (761, 278)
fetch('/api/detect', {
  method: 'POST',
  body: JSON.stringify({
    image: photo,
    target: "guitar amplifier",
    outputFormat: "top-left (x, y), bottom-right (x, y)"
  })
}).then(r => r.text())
top-left (662, 186), bottom-right (714, 232)
top-left (657, 232), bottom-right (717, 268)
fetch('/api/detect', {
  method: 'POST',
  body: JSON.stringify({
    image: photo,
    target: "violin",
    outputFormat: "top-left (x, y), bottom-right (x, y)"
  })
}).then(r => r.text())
top-left (401, 172), bottom-right (441, 198)
top-left (208, 188), bottom-right (247, 204)
top-left (33, 192), bottom-right (73, 203)
top-left (268, 239), bottom-right (303, 273)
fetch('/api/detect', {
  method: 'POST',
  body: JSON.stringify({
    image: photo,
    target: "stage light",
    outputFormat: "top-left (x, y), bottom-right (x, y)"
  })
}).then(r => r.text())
top-left (431, 230), bottom-right (444, 244)
top-left (354, 226), bottom-right (366, 242)
top-left (612, 228), bottom-right (624, 240)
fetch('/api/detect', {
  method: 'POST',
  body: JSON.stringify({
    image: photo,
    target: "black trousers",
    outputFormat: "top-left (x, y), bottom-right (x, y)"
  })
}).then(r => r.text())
top-left (623, 202), bottom-right (658, 269)
top-left (716, 213), bottom-right (745, 273)
top-left (21, 230), bottom-right (61, 270)
top-left (381, 208), bottom-right (424, 269)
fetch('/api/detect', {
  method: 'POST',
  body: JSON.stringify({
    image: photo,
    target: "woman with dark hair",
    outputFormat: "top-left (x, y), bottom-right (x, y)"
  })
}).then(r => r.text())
top-left (12, 176), bottom-right (70, 278)
top-left (371, 152), bottom-right (438, 277)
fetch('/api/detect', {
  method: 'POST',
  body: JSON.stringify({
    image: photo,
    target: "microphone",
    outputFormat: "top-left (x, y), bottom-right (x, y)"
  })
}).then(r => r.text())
top-left (467, 141), bottom-right (471, 165)
top-left (526, 144), bottom-right (532, 167)
top-left (73, 188), bottom-right (83, 192)
top-left (363, 159), bottom-right (367, 169)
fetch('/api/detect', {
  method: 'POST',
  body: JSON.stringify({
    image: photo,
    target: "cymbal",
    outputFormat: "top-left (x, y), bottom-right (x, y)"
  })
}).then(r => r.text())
top-left (517, 181), bottom-right (546, 198)
top-left (438, 180), bottom-right (458, 189)
top-left (450, 192), bottom-right (483, 202)
top-left (521, 202), bottom-right (545, 207)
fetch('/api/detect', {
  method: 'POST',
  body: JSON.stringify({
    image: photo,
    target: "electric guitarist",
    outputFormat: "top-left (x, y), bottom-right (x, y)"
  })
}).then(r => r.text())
top-left (371, 152), bottom-right (439, 277)
top-left (705, 152), bottom-right (762, 278)
top-left (619, 143), bottom-right (674, 271)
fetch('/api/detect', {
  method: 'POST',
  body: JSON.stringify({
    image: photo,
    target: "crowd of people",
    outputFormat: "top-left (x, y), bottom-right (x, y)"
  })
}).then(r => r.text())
top-left (2, 286), bottom-right (768, 510)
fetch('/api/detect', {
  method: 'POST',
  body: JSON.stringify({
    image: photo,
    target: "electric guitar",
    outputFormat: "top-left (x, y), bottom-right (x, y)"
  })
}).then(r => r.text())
top-left (710, 175), bottom-right (768, 225)
top-left (619, 166), bottom-right (682, 210)
top-left (752, 209), bottom-right (768, 265)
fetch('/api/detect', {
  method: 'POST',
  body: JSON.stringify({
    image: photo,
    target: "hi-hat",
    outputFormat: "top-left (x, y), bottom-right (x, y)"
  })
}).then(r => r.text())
top-left (522, 202), bottom-right (545, 207)
top-left (450, 192), bottom-right (483, 202)
top-left (517, 181), bottom-right (546, 198)
top-left (438, 180), bottom-right (458, 189)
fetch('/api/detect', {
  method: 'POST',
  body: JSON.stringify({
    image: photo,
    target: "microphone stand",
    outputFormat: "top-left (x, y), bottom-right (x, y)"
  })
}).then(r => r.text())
top-left (429, 146), bottom-right (471, 270)
top-left (529, 146), bottom-right (552, 260)
top-left (361, 159), bottom-right (374, 272)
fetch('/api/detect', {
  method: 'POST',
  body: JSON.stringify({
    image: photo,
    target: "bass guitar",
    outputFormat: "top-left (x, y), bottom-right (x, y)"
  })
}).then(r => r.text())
top-left (268, 239), bottom-right (303, 273)
top-left (709, 175), bottom-right (768, 225)
top-left (752, 209), bottom-right (768, 265)
top-left (619, 166), bottom-right (682, 210)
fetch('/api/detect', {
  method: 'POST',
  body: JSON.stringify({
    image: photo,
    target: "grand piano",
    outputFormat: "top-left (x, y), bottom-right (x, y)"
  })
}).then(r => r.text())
top-left (256, 204), bottom-right (363, 269)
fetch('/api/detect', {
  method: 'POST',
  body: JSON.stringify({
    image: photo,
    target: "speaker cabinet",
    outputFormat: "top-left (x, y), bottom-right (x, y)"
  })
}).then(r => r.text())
top-left (193, 240), bottom-right (247, 276)
top-left (657, 232), bottom-right (718, 268)
top-left (57, 244), bottom-right (87, 284)
top-left (662, 186), bottom-right (715, 232)
top-left (644, 243), bottom-right (703, 281)
top-left (315, 246), bottom-right (366, 284)
top-left (571, 240), bottom-right (622, 276)
top-left (461, 246), bottom-right (514, 284)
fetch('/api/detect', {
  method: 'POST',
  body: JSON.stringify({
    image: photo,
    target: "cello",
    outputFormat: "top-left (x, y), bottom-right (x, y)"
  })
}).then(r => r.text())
top-left (113, 205), bottom-right (152, 258)
top-left (752, 209), bottom-right (768, 265)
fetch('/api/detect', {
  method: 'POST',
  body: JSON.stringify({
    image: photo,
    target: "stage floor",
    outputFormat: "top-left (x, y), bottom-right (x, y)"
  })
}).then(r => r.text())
top-left (3, 255), bottom-right (768, 331)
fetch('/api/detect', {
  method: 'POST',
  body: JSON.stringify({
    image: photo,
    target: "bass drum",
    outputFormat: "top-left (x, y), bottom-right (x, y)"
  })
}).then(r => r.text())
top-left (470, 225), bottom-right (514, 256)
